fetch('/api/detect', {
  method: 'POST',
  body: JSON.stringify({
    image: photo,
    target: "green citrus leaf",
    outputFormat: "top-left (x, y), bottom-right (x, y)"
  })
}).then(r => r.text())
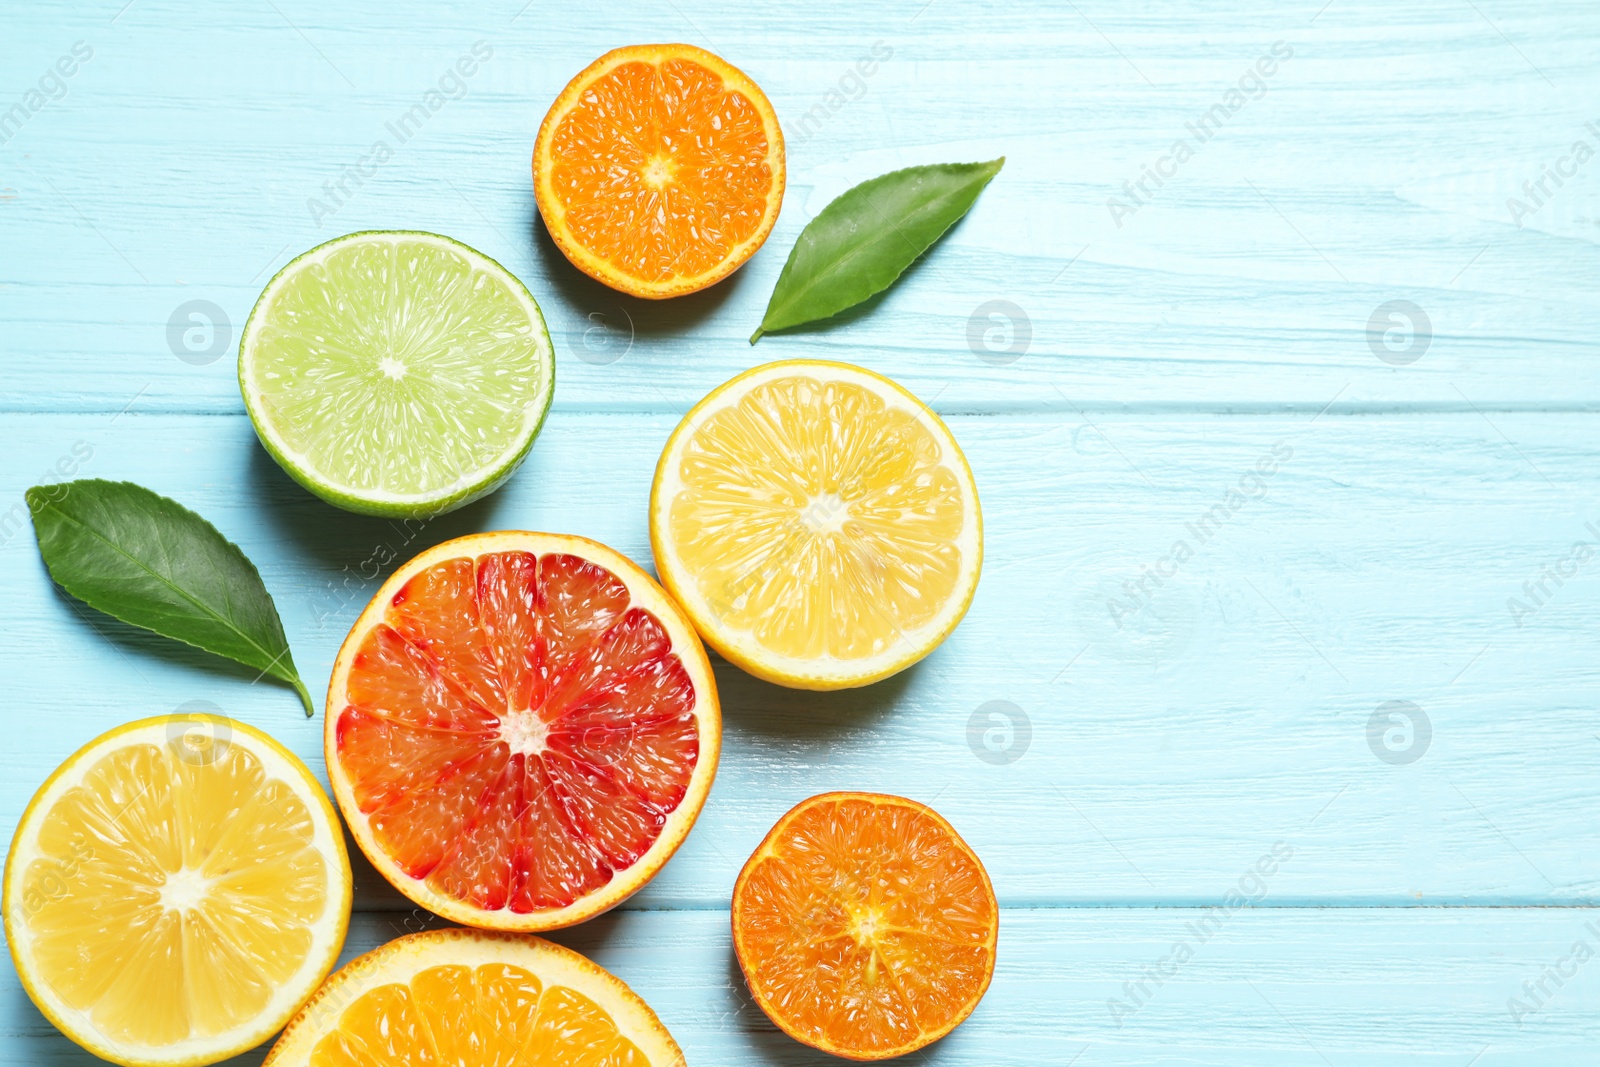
top-left (26, 479), bottom-right (314, 715)
top-left (751, 158), bottom-right (1004, 342)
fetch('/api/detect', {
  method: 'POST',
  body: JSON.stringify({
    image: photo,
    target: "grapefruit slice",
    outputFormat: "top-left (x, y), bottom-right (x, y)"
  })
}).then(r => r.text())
top-left (325, 532), bottom-right (719, 931)
top-left (732, 792), bottom-right (998, 1060)
top-left (263, 928), bottom-right (685, 1066)
top-left (533, 44), bottom-right (785, 298)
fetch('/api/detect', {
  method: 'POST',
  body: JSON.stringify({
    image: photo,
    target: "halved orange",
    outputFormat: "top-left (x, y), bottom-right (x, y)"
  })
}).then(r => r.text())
top-left (732, 792), bottom-right (998, 1061)
top-left (533, 43), bottom-right (785, 298)
top-left (263, 928), bottom-right (685, 1066)
top-left (325, 532), bottom-right (720, 931)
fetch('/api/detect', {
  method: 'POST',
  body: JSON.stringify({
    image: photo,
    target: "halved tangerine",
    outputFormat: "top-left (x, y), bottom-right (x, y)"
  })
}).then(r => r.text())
top-left (732, 792), bottom-right (998, 1060)
top-left (325, 532), bottom-right (720, 931)
top-left (533, 43), bottom-right (785, 298)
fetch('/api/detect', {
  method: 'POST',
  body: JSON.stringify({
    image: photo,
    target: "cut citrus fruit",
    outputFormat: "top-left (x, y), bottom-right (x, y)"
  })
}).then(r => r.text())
top-left (240, 231), bottom-right (555, 518)
top-left (326, 531), bottom-right (720, 931)
top-left (534, 44), bottom-right (785, 299)
top-left (650, 360), bottom-right (982, 690)
top-left (732, 792), bottom-right (998, 1061)
top-left (3, 715), bottom-right (352, 1067)
top-left (263, 928), bottom-right (686, 1066)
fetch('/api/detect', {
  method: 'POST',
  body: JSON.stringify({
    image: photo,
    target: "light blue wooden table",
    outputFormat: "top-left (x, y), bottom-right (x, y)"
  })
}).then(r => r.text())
top-left (4, 0), bottom-right (1599, 1062)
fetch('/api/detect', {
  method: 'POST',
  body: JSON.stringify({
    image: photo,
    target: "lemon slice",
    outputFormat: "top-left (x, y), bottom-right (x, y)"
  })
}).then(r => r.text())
top-left (263, 928), bottom-right (685, 1066)
top-left (650, 360), bottom-right (982, 689)
top-left (3, 716), bottom-right (352, 1067)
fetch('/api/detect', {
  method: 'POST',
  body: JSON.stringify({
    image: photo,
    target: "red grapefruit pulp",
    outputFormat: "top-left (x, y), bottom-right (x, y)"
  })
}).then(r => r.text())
top-left (326, 532), bottom-right (720, 930)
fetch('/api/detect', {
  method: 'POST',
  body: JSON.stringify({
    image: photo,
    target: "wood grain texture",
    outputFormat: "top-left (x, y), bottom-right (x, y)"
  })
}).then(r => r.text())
top-left (2, 1), bottom-right (1599, 413)
top-left (3, 0), bottom-right (1598, 1062)
top-left (5, 909), bottom-right (1599, 1065)
top-left (2, 412), bottom-right (1594, 909)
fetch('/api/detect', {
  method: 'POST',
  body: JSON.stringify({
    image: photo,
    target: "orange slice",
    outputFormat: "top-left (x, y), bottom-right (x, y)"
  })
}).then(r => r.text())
top-left (732, 792), bottom-right (998, 1060)
top-left (533, 43), bottom-right (785, 298)
top-left (325, 532), bottom-right (720, 931)
top-left (263, 928), bottom-right (685, 1066)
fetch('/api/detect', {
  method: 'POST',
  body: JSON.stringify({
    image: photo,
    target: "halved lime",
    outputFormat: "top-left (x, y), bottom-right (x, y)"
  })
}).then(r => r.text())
top-left (240, 231), bottom-right (555, 518)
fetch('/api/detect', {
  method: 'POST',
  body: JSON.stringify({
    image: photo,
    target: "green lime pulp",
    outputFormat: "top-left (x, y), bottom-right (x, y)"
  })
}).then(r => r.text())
top-left (240, 231), bottom-right (555, 518)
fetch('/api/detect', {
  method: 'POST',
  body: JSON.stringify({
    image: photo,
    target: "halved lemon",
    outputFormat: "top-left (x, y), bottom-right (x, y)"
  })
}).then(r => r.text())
top-left (534, 44), bottom-right (785, 298)
top-left (650, 360), bottom-right (982, 690)
top-left (3, 715), bottom-right (351, 1067)
top-left (263, 928), bottom-right (685, 1066)
top-left (325, 531), bottom-right (720, 931)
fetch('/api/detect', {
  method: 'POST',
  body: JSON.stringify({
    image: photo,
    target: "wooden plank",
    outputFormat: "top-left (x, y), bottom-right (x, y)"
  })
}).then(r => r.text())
top-left (3, 1), bottom-right (1599, 413)
top-left (3, 908), bottom-right (1597, 1064)
top-left (6, 1), bottom-right (1600, 1064)
top-left (2, 411), bottom-right (1595, 906)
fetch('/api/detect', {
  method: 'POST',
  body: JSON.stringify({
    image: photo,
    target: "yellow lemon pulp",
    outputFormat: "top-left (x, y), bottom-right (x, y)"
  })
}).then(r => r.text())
top-left (5, 717), bottom-right (350, 1066)
top-left (308, 963), bottom-right (647, 1065)
top-left (652, 361), bottom-right (981, 690)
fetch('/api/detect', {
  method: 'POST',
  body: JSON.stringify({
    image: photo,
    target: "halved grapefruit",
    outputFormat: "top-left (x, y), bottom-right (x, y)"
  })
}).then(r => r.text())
top-left (325, 532), bottom-right (719, 931)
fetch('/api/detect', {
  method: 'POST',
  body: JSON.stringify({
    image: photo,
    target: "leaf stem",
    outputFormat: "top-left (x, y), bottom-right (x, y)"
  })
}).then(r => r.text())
top-left (292, 677), bottom-right (315, 717)
top-left (749, 326), bottom-right (765, 344)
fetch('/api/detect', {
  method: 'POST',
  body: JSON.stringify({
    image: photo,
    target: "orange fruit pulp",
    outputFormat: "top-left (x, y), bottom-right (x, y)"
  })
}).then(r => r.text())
top-left (326, 532), bottom-right (720, 931)
top-left (732, 792), bottom-right (999, 1060)
top-left (533, 43), bottom-right (785, 298)
top-left (263, 928), bottom-right (686, 1066)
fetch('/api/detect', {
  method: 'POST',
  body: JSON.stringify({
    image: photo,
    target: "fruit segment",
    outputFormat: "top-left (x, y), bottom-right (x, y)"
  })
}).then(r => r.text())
top-left (25, 741), bottom-right (329, 1046)
top-left (653, 361), bottom-right (983, 691)
top-left (336, 550), bottom-right (700, 915)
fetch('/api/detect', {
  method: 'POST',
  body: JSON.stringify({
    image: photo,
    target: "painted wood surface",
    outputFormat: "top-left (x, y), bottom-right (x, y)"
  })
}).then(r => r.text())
top-left (5, 909), bottom-right (1600, 1066)
top-left (3, 0), bottom-right (1598, 1062)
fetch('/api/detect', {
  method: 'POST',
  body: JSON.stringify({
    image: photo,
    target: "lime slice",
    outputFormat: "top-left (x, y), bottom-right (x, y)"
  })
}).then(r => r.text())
top-left (240, 231), bottom-right (555, 518)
